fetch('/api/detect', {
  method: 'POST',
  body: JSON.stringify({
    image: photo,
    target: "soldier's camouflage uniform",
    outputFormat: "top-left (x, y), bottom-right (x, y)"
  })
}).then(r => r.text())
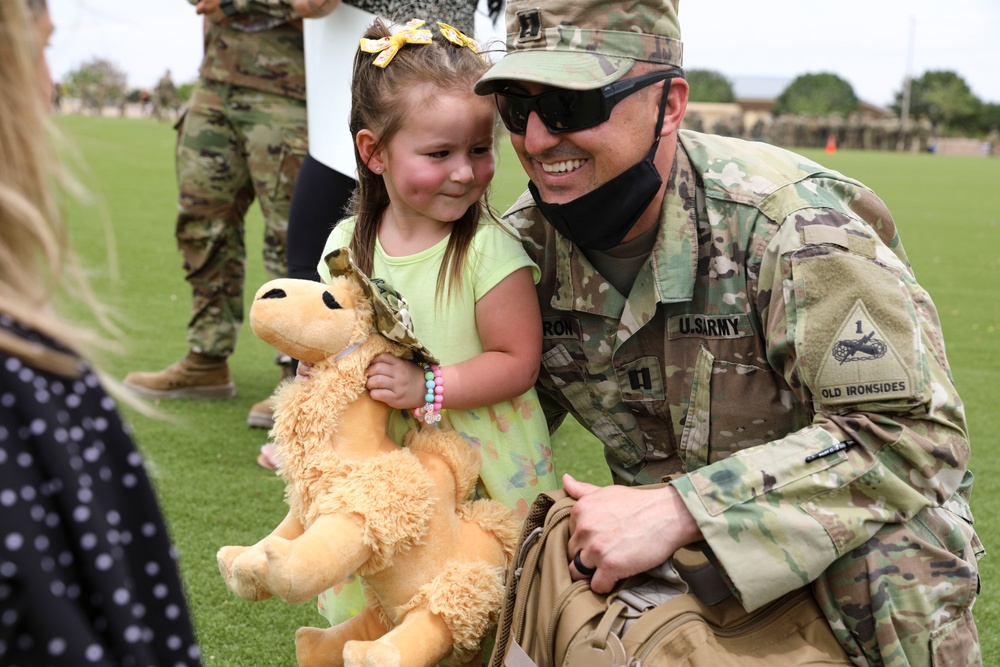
top-left (505, 131), bottom-right (983, 666)
top-left (176, 5), bottom-right (308, 357)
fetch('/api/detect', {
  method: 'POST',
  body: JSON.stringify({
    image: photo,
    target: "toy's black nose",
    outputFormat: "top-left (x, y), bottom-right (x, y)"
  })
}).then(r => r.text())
top-left (260, 288), bottom-right (286, 300)
top-left (323, 292), bottom-right (342, 310)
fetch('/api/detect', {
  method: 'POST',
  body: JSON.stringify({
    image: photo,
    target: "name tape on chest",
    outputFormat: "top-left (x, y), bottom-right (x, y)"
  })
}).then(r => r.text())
top-left (667, 314), bottom-right (752, 340)
top-left (542, 316), bottom-right (582, 341)
top-left (814, 301), bottom-right (911, 404)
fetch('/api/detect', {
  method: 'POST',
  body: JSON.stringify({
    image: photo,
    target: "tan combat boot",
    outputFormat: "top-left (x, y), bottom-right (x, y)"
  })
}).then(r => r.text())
top-left (247, 360), bottom-right (296, 429)
top-left (123, 352), bottom-right (235, 400)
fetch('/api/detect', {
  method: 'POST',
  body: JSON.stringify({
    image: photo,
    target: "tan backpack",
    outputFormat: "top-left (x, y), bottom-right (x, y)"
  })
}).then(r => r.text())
top-left (490, 487), bottom-right (852, 667)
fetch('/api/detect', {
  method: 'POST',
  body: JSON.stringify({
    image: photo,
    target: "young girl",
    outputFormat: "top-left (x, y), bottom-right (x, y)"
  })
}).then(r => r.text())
top-left (313, 17), bottom-right (559, 626)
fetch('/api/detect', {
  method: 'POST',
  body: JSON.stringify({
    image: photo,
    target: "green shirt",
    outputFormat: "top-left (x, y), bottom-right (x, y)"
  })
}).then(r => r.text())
top-left (319, 217), bottom-right (559, 511)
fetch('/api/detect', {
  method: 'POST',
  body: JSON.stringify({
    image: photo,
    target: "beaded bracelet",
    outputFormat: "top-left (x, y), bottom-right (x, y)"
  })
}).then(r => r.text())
top-left (412, 363), bottom-right (443, 424)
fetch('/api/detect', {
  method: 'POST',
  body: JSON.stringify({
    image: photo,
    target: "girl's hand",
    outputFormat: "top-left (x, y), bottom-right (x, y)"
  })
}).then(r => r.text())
top-left (296, 360), bottom-right (313, 380)
top-left (366, 353), bottom-right (424, 409)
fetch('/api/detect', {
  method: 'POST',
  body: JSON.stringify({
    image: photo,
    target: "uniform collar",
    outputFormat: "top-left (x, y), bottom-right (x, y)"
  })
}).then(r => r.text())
top-left (649, 138), bottom-right (698, 304)
top-left (550, 140), bottom-right (699, 317)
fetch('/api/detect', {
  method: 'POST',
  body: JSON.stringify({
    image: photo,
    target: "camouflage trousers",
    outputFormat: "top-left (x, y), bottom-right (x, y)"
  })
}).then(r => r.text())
top-left (175, 79), bottom-right (307, 357)
top-left (813, 503), bottom-right (983, 667)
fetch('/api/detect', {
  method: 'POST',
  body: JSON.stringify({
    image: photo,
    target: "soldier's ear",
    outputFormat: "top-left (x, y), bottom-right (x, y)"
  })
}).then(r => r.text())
top-left (356, 129), bottom-right (384, 174)
top-left (659, 77), bottom-right (688, 138)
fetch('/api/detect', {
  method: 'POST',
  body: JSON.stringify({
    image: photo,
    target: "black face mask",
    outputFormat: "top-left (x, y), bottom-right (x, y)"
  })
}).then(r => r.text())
top-left (528, 82), bottom-right (670, 251)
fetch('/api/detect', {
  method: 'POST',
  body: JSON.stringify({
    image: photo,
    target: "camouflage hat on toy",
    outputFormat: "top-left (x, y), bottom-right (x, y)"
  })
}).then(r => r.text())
top-left (324, 247), bottom-right (439, 365)
top-left (474, 0), bottom-right (683, 94)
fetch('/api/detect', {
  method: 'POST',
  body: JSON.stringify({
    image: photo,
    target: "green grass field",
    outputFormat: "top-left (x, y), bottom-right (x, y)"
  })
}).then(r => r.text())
top-left (55, 115), bottom-right (1000, 665)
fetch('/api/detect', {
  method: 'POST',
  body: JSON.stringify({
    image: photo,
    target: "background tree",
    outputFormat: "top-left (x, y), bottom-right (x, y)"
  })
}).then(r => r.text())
top-left (893, 70), bottom-right (982, 135)
top-left (177, 81), bottom-right (196, 104)
top-left (979, 103), bottom-right (1000, 137)
top-left (685, 69), bottom-right (735, 103)
top-left (772, 72), bottom-right (860, 117)
top-left (63, 57), bottom-right (128, 113)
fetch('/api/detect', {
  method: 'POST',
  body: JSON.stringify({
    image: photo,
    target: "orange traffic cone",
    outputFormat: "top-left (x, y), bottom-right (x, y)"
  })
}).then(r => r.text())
top-left (826, 134), bottom-right (837, 154)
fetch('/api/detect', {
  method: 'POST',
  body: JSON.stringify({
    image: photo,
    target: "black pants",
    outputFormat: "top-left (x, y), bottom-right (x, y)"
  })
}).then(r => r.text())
top-left (285, 153), bottom-right (356, 370)
top-left (286, 153), bottom-right (356, 282)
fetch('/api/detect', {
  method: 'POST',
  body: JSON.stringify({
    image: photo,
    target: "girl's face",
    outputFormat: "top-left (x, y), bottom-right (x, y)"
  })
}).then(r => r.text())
top-left (374, 87), bottom-right (496, 226)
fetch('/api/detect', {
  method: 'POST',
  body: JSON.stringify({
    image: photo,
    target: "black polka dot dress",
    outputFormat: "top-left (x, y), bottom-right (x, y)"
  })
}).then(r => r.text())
top-left (0, 316), bottom-right (201, 666)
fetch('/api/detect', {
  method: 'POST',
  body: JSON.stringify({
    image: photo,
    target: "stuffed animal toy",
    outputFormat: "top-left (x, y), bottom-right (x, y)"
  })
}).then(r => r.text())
top-left (217, 248), bottom-right (519, 667)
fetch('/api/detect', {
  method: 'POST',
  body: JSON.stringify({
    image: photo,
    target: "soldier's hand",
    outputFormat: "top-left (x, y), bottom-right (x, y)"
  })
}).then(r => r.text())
top-left (564, 474), bottom-right (703, 594)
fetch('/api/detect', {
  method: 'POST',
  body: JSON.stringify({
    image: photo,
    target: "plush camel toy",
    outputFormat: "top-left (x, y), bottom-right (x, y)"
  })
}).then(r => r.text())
top-left (217, 248), bottom-right (519, 667)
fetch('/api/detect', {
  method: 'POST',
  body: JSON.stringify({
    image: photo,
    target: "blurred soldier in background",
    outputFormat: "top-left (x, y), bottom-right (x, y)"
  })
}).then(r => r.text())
top-left (152, 68), bottom-right (179, 120)
top-left (124, 0), bottom-right (337, 431)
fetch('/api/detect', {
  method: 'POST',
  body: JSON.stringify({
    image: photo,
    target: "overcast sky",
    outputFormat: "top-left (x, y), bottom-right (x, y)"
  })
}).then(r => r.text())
top-left (46, 0), bottom-right (1000, 107)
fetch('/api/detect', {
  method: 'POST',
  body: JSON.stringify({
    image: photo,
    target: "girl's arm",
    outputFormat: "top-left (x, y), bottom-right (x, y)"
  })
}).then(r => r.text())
top-left (366, 266), bottom-right (541, 410)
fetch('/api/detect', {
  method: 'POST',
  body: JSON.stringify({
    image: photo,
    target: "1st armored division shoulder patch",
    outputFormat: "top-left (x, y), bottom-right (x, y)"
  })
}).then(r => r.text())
top-left (790, 251), bottom-right (921, 406)
top-left (814, 300), bottom-right (912, 403)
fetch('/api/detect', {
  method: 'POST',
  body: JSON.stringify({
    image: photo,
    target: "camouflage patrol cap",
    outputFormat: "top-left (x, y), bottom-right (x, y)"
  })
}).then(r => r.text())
top-left (324, 247), bottom-right (439, 365)
top-left (475, 0), bottom-right (682, 94)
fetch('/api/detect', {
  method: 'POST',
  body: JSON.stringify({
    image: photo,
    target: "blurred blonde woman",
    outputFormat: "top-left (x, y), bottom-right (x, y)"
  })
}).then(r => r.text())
top-left (0, 1), bottom-right (202, 664)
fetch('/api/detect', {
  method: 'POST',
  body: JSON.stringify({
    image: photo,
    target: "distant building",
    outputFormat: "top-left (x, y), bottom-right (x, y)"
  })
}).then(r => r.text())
top-left (682, 75), bottom-right (895, 140)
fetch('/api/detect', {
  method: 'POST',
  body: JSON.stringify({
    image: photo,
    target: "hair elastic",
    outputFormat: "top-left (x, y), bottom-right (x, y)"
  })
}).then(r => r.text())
top-left (360, 19), bottom-right (480, 68)
top-left (437, 22), bottom-right (478, 52)
top-left (360, 19), bottom-right (432, 68)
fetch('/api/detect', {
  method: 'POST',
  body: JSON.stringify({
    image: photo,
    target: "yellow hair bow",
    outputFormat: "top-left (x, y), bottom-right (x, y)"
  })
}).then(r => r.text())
top-left (360, 19), bottom-right (433, 68)
top-left (437, 22), bottom-right (478, 52)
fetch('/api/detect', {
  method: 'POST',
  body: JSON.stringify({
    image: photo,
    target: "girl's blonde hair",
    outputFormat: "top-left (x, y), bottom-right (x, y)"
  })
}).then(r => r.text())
top-left (348, 18), bottom-right (495, 301)
top-left (0, 0), bottom-right (115, 376)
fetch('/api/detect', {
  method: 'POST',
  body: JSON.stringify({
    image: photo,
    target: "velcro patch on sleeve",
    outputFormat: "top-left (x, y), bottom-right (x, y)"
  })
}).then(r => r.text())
top-left (801, 225), bottom-right (877, 259)
top-left (791, 252), bottom-right (921, 406)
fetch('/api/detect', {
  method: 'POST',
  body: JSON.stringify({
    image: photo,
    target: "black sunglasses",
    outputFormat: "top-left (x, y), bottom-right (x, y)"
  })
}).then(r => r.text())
top-left (494, 69), bottom-right (681, 135)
